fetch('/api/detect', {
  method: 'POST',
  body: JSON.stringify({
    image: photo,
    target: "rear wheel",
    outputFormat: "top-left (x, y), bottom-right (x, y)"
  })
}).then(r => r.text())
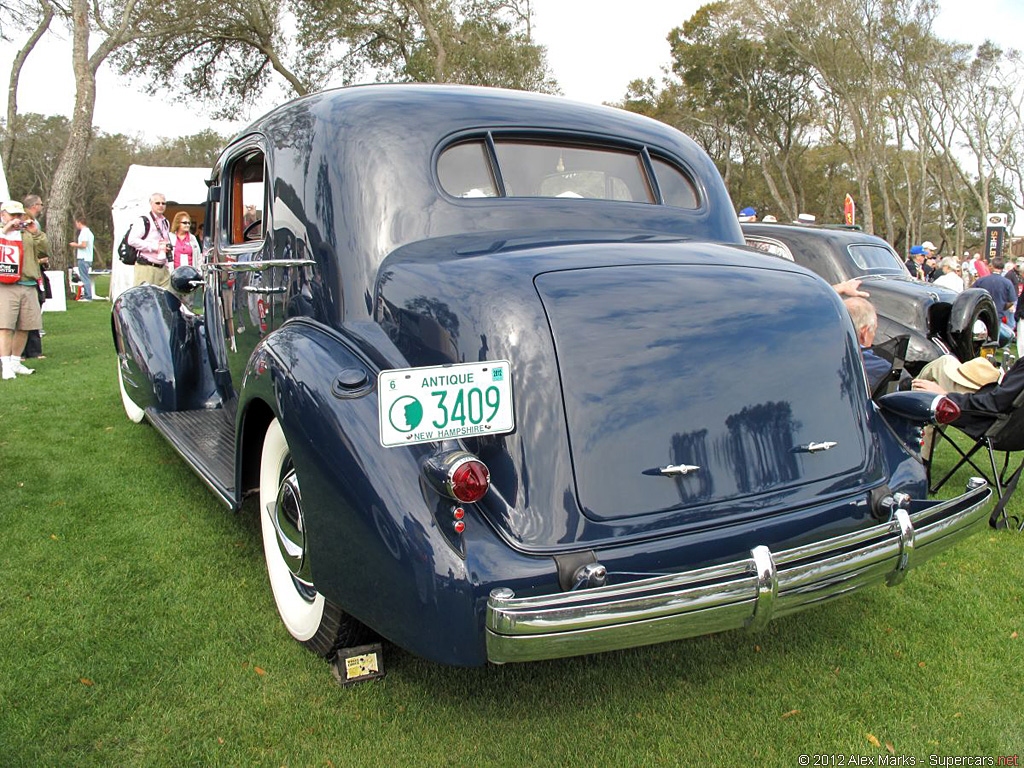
top-left (259, 418), bottom-right (365, 657)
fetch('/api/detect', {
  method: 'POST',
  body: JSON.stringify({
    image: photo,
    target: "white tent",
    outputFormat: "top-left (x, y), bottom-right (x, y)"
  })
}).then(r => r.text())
top-left (110, 164), bottom-right (209, 300)
top-left (0, 155), bottom-right (10, 202)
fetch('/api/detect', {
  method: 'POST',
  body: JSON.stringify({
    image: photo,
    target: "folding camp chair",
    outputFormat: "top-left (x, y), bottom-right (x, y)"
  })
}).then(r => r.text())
top-left (871, 335), bottom-right (911, 399)
top-left (929, 374), bottom-right (1024, 531)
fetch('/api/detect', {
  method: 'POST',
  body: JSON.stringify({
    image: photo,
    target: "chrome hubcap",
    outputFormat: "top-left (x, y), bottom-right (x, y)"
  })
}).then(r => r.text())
top-left (270, 470), bottom-right (313, 588)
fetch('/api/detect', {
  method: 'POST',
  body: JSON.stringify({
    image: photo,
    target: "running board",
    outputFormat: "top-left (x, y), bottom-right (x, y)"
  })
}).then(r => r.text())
top-left (146, 407), bottom-right (239, 508)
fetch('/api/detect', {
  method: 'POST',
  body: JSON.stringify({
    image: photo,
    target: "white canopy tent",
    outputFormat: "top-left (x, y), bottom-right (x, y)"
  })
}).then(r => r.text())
top-left (109, 165), bottom-right (209, 300)
top-left (0, 156), bottom-right (10, 202)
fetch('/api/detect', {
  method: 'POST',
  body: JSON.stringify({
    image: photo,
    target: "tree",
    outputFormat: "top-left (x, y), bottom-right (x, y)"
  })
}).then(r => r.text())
top-left (115, 0), bottom-right (556, 120)
top-left (114, 0), bottom-right (313, 115)
top-left (0, 113), bottom-right (69, 201)
top-left (297, 0), bottom-right (557, 92)
top-left (3, 113), bottom-right (227, 266)
top-left (45, 0), bottom-right (201, 271)
top-left (666, 1), bottom-right (817, 221)
top-left (3, 0), bottom-right (55, 169)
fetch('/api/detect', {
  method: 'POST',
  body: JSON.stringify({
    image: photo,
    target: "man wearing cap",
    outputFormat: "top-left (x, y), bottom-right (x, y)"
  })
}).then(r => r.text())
top-left (738, 207), bottom-right (757, 223)
top-left (0, 201), bottom-right (45, 379)
top-left (905, 246), bottom-right (926, 280)
top-left (129, 192), bottom-right (172, 288)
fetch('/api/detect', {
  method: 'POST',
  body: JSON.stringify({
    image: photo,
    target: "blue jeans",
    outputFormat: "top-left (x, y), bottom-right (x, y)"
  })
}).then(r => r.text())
top-left (77, 259), bottom-right (93, 300)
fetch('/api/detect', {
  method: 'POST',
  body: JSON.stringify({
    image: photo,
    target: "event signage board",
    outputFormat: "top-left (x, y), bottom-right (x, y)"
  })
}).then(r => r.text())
top-left (985, 213), bottom-right (1008, 263)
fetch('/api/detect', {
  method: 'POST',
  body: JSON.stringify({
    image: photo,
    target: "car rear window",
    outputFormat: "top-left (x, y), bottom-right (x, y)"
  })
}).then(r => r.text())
top-left (493, 141), bottom-right (652, 203)
top-left (438, 138), bottom-right (699, 209)
top-left (848, 244), bottom-right (905, 275)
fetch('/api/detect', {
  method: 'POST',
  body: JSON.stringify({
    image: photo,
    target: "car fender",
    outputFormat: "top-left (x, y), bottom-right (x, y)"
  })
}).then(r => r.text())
top-left (237, 319), bottom-right (526, 665)
top-left (111, 285), bottom-right (222, 413)
top-left (947, 288), bottom-right (997, 360)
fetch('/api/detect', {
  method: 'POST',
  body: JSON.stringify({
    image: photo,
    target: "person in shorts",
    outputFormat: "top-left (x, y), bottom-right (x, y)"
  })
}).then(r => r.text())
top-left (0, 201), bottom-right (44, 379)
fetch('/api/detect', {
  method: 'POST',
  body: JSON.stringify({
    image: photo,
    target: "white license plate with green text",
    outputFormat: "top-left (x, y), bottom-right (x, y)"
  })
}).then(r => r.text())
top-left (378, 360), bottom-right (514, 447)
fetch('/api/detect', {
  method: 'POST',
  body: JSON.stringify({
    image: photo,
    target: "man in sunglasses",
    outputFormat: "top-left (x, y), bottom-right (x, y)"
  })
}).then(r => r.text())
top-left (129, 192), bottom-right (171, 288)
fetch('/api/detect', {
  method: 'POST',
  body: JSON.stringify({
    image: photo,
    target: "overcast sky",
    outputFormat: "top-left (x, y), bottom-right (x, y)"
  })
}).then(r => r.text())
top-left (3, 0), bottom-right (1022, 142)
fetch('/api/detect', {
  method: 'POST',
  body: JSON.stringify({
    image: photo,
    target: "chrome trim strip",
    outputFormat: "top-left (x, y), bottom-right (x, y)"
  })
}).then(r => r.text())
top-left (747, 545), bottom-right (777, 632)
top-left (210, 258), bottom-right (315, 273)
top-left (486, 485), bottom-right (990, 663)
top-left (887, 508), bottom-right (915, 586)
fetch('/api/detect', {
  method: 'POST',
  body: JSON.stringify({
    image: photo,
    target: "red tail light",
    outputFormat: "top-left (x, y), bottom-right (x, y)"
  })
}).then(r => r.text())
top-left (422, 450), bottom-right (491, 503)
top-left (933, 396), bottom-right (961, 425)
top-left (449, 459), bottom-right (490, 503)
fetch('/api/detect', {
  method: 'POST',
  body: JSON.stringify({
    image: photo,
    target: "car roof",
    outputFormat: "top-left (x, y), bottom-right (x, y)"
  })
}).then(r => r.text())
top-left (741, 221), bottom-right (890, 247)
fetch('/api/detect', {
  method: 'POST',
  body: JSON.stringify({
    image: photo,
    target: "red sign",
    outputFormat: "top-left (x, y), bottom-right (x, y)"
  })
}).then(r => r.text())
top-left (844, 194), bottom-right (855, 227)
top-left (0, 235), bottom-right (25, 283)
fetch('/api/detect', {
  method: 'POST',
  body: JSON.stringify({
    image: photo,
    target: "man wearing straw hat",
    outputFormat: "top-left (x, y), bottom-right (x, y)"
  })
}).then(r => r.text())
top-left (915, 355), bottom-right (1001, 394)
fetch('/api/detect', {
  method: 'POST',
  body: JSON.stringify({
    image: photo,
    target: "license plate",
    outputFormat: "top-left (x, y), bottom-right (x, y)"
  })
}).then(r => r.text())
top-left (378, 360), bottom-right (514, 447)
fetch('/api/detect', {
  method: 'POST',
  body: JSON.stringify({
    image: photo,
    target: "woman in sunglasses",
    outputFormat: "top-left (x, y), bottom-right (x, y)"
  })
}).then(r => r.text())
top-left (170, 211), bottom-right (202, 271)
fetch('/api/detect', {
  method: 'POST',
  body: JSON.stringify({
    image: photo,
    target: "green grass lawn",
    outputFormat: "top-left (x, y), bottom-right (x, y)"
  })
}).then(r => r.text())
top-left (1, 293), bottom-right (1022, 766)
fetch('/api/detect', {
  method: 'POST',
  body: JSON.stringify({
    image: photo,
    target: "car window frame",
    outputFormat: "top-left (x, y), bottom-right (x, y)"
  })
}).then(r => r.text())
top-left (218, 134), bottom-right (272, 259)
top-left (434, 129), bottom-right (706, 212)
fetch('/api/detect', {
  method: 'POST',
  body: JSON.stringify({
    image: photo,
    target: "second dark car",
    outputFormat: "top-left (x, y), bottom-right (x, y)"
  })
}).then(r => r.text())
top-left (742, 222), bottom-right (997, 373)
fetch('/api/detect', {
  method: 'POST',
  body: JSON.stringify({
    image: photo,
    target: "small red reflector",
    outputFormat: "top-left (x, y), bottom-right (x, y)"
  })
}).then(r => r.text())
top-left (934, 397), bottom-right (961, 425)
top-left (453, 507), bottom-right (465, 520)
top-left (453, 520), bottom-right (466, 534)
top-left (450, 460), bottom-right (489, 503)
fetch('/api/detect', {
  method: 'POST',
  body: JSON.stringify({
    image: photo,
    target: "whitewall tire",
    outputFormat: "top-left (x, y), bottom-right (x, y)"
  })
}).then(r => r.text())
top-left (259, 418), bottom-right (364, 656)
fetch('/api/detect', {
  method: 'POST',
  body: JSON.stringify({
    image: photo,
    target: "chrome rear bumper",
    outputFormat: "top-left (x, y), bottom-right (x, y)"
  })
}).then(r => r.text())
top-left (485, 483), bottom-right (991, 663)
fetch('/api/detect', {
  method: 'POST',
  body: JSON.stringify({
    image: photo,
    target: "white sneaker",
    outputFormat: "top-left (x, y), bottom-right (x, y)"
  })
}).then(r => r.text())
top-left (12, 361), bottom-right (35, 375)
top-left (2, 367), bottom-right (14, 380)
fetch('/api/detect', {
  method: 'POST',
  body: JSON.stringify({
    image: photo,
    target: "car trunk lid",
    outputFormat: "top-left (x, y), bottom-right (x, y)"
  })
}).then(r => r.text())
top-left (535, 263), bottom-right (874, 523)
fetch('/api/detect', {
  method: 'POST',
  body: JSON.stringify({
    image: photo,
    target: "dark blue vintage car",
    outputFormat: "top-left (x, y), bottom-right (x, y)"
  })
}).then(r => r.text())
top-left (112, 85), bottom-right (991, 667)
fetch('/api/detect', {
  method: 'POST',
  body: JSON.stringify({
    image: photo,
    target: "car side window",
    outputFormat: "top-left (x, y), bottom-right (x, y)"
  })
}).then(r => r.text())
top-left (224, 149), bottom-right (267, 246)
top-left (650, 157), bottom-right (699, 209)
top-left (437, 142), bottom-right (498, 198)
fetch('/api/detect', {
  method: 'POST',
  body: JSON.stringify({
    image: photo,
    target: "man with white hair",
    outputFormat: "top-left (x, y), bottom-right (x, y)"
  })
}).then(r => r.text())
top-left (129, 192), bottom-right (171, 288)
top-left (844, 297), bottom-right (891, 392)
top-left (933, 257), bottom-right (964, 292)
